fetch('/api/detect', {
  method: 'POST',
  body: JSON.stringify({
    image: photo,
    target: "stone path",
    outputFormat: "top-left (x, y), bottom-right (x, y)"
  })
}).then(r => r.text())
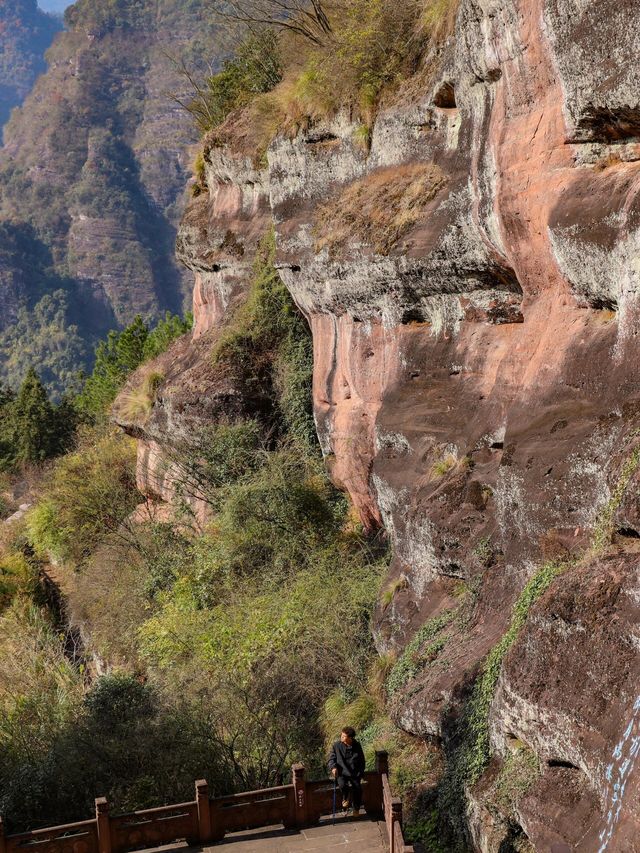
top-left (210, 816), bottom-right (387, 851)
top-left (153, 816), bottom-right (387, 853)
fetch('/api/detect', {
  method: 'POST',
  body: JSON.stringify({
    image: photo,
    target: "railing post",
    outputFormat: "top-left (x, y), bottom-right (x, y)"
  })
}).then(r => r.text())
top-left (375, 750), bottom-right (389, 777)
top-left (0, 815), bottom-right (7, 853)
top-left (195, 780), bottom-right (212, 843)
top-left (95, 798), bottom-right (112, 853)
top-left (292, 764), bottom-right (308, 827)
top-left (390, 797), bottom-right (403, 853)
top-left (373, 751), bottom-right (389, 816)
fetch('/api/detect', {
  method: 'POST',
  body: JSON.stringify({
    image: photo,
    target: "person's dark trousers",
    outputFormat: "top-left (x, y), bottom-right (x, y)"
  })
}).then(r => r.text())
top-left (337, 775), bottom-right (362, 809)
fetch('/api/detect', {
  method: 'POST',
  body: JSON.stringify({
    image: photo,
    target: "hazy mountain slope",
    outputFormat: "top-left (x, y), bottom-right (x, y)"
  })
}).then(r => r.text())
top-left (0, 0), bottom-right (222, 394)
top-left (0, 0), bottom-right (61, 131)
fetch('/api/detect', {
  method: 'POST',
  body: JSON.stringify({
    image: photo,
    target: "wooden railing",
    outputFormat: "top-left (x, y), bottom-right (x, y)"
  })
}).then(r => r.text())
top-left (0, 752), bottom-right (414, 852)
top-left (381, 765), bottom-right (415, 853)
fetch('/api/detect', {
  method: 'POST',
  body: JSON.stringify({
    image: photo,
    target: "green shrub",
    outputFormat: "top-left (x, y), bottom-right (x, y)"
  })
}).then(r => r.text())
top-left (214, 229), bottom-right (316, 450)
top-left (26, 427), bottom-right (139, 566)
top-left (185, 28), bottom-right (282, 133)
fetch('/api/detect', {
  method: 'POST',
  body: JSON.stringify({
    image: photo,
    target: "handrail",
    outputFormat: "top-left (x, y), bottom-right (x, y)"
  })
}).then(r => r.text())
top-left (0, 752), bottom-right (414, 852)
top-left (381, 767), bottom-right (414, 853)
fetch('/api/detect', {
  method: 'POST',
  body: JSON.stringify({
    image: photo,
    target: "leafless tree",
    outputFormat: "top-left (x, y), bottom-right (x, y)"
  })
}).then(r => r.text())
top-left (209, 0), bottom-right (334, 46)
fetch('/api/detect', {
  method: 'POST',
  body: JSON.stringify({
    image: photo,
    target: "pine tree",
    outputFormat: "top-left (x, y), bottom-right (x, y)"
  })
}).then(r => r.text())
top-left (9, 368), bottom-right (57, 466)
top-left (77, 315), bottom-right (149, 417)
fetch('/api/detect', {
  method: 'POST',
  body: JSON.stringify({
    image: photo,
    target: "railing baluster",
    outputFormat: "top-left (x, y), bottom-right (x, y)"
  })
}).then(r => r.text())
top-left (292, 764), bottom-right (308, 827)
top-left (95, 798), bottom-right (112, 853)
top-left (195, 780), bottom-right (212, 843)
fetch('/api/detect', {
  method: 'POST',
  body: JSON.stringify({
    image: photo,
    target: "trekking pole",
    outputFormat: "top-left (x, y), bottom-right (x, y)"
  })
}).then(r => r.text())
top-left (332, 774), bottom-right (337, 825)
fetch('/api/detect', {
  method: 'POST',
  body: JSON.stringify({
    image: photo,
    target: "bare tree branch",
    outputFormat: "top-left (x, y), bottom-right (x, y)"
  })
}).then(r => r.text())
top-left (208, 0), bottom-right (334, 46)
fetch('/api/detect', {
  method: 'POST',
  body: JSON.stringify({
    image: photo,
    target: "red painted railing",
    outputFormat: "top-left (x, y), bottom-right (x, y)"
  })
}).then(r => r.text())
top-left (0, 752), bottom-right (414, 851)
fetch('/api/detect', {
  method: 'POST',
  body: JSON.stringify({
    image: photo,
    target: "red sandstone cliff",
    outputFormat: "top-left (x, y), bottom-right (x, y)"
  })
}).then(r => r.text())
top-left (115, 0), bottom-right (640, 848)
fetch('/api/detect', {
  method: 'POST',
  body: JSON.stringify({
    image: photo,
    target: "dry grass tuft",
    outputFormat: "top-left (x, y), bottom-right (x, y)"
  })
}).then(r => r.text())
top-left (314, 162), bottom-right (447, 256)
top-left (116, 371), bottom-right (165, 425)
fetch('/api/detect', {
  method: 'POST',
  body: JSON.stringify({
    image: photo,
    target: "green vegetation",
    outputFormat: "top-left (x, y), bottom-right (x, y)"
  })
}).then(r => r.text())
top-left (0, 369), bottom-right (77, 471)
top-left (189, 0), bottom-right (457, 161)
top-left (78, 312), bottom-right (192, 418)
top-left (386, 608), bottom-right (457, 696)
top-left (27, 428), bottom-right (139, 567)
top-left (591, 444), bottom-right (640, 553)
top-left (214, 230), bottom-right (316, 450)
top-left (461, 561), bottom-right (566, 785)
top-left (491, 742), bottom-right (541, 819)
top-left (183, 28), bottom-right (282, 133)
top-left (0, 307), bottom-right (190, 475)
top-left (0, 228), bottom-right (387, 827)
top-left (437, 560), bottom-right (568, 841)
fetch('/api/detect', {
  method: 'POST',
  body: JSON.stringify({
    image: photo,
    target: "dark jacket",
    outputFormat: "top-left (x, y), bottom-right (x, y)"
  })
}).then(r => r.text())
top-left (328, 739), bottom-right (366, 779)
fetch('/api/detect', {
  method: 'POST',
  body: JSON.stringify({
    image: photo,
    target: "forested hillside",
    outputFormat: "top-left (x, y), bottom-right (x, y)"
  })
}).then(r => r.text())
top-left (0, 0), bottom-right (61, 131)
top-left (0, 0), bottom-right (222, 395)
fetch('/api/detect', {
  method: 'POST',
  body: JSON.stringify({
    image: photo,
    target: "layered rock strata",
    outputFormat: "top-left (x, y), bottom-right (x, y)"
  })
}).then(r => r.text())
top-left (121, 0), bottom-right (640, 847)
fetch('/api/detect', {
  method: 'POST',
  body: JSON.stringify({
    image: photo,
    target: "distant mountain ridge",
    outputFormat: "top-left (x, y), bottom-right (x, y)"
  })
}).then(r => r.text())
top-left (0, 0), bottom-right (62, 131)
top-left (0, 0), bottom-right (223, 393)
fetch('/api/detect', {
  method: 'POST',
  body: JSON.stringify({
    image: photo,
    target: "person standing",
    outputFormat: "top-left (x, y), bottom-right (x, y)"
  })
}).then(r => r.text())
top-left (328, 726), bottom-right (366, 814)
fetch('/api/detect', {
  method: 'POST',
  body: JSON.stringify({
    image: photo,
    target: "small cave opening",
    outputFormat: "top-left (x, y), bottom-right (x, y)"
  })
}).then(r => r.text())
top-left (591, 297), bottom-right (617, 311)
top-left (305, 131), bottom-right (340, 145)
top-left (617, 526), bottom-right (640, 539)
top-left (575, 106), bottom-right (640, 144)
top-left (400, 308), bottom-right (426, 325)
top-left (548, 759), bottom-right (580, 770)
top-left (490, 440), bottom-right (504, 450)
top-left (433, 80), bottom-right (457, 109)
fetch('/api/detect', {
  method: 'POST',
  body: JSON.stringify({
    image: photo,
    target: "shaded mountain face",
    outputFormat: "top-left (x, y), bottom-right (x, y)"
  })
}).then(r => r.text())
top-left (0, 0), bottom-right (222, 393)
top-left (0, 0), bottom-right (61, 131)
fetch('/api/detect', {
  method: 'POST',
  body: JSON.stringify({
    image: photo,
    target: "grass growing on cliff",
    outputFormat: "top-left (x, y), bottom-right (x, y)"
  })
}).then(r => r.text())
top-left (314, 163), bottom-right (448, 257)
top-left (194, 0), bottom-right (459, 159)
top-left (591, 444), bottom-right (640, 553)
top-left (213, 229), bottom-right (317, 450)
top-left (386, 607), bottom-right (457, 696)
top-left (437, 560), bottom-right (568, 840)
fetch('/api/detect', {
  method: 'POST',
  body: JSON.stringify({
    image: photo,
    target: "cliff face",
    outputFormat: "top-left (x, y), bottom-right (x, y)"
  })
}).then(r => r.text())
top-left (0, 0), bottom-right (223, 393)
top-left (0, 0), bottom-right (61, 132)
top-left (123, 0), bottom-right (640, 848)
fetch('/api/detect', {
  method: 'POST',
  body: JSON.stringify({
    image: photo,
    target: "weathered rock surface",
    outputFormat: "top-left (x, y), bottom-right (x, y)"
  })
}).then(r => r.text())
top-left (125, 0), bottom-right (640, 848)
top-left (116, 145), bottom-right (271, 517)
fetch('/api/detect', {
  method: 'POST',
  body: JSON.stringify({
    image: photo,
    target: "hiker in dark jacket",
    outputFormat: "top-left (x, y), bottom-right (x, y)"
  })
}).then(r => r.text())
top-left (328, 726), bottom-right (366, 813)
